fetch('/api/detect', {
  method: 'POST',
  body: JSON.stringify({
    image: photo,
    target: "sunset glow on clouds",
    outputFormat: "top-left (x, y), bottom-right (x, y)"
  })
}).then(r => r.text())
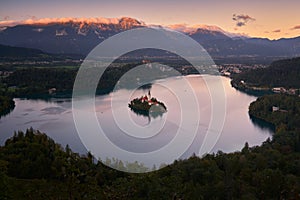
top-left (167, 24), bottom-right (225, 33)
top-left (1, 0), bottom-right (300, 39)
top-left (0, 17), bottom-right (245, 37)
top-left (0, 17), bottom-right (123, 27)
top-left (232, 14), bottom-right (255, 27)
top-left (291, 25), bottom-right (300, 30)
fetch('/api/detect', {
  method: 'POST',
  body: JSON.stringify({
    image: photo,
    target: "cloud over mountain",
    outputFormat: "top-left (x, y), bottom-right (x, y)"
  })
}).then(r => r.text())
top-left (232, 14), bottom-right (255, 27)
top-left (167, 24), bottom-right (225, 33)
top-left (0, 17), bottom-right (144, 27)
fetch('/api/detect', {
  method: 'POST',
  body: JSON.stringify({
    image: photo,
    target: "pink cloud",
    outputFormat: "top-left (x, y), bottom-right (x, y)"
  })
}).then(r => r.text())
top-left (167, 24), bottom-right (225, 33)
top-left (167, 24), bottom-right (193, 32)
top-left (291, 25), bottom-right (300, 30)
top-left (167, 23), bottom-right (249, 38)
top-left (0, 20), bottom-right (20, 27)
top-left (0, 17), bottom-right (139, 27)
top-left (273, 29), bottom-right (281, 33)
top-left (23, 17), bottom-right (120, 25)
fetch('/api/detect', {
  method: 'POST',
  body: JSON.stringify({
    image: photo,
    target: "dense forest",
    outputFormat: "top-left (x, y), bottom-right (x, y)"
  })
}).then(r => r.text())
top-left (232, 57), bottom-right (300, 89)
top-left (3, 60), bottom-right (196, 98)
top-left (3, 65), bottom-right (136, 97)
top-left (0, 94), bottom-right (300, 199)
top-left (4, 68), bottom-right (78, 97)
top-left (0, 95), bottom-right (15, 117)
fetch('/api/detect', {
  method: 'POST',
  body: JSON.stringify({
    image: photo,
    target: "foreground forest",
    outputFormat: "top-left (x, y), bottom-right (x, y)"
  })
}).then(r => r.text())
top-left (0, 94), bottom-right (300, 199)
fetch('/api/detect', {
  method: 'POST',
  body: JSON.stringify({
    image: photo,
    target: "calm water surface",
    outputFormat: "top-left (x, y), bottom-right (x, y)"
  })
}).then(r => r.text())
top-left (0, 75), bottom-right (273, 166)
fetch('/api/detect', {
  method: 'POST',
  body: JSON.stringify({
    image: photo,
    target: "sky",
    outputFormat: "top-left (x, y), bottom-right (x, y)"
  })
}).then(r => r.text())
top-left (0, 0), bottom-right (300, 39)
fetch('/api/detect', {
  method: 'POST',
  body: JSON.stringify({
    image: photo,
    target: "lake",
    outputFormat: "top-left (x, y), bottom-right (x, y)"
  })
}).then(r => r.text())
top-left (0, 75), bottom-right (273, 170)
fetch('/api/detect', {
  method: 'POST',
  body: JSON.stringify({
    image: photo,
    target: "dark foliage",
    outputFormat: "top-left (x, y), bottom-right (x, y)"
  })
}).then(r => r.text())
top-left (232, 57), bottom-right (300, 88)
top-left (0, 95), bottom-right (14, 118)
top-left (3, 64), bottom-right (137, 97)
top-left (249, 94), bottom-right (300, 132)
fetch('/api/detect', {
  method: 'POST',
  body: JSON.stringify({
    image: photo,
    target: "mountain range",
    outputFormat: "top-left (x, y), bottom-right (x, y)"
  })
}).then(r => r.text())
top-left (0, 17), bottom-right (299, 63)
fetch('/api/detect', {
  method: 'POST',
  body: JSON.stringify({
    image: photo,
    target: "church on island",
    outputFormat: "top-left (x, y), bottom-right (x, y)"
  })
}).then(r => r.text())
top-left (128, 91), bottom-right (167, 112)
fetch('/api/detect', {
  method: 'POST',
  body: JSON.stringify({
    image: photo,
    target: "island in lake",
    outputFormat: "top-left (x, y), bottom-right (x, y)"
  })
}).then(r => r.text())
top-left (128, 91), bottom-right (167, 116)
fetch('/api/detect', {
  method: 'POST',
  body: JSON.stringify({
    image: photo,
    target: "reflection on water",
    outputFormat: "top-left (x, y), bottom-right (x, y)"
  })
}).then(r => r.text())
top-left (129, 107), bottom-right (165, 119)
top-left (249, 115), bottom-right (275, 133)
top-left (0, 75), bottom-right (274, 168)
top-left (41, 107), bottom-right (66, 115)
top-left (138, 83), bottom-right (152, 91)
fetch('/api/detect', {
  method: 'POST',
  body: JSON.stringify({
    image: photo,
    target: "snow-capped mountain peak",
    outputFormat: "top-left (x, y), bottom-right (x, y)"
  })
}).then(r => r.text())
top-left (167, 24), bottom-right (248, 38)
top-left (118, 17), bottom-right (145, 29)
top-left (167, 24), bottom-right (224, 33)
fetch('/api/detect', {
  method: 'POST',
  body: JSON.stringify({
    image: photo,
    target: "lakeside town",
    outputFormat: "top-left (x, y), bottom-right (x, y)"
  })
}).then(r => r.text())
top-left (218, 64), bottom-right (300, 97)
